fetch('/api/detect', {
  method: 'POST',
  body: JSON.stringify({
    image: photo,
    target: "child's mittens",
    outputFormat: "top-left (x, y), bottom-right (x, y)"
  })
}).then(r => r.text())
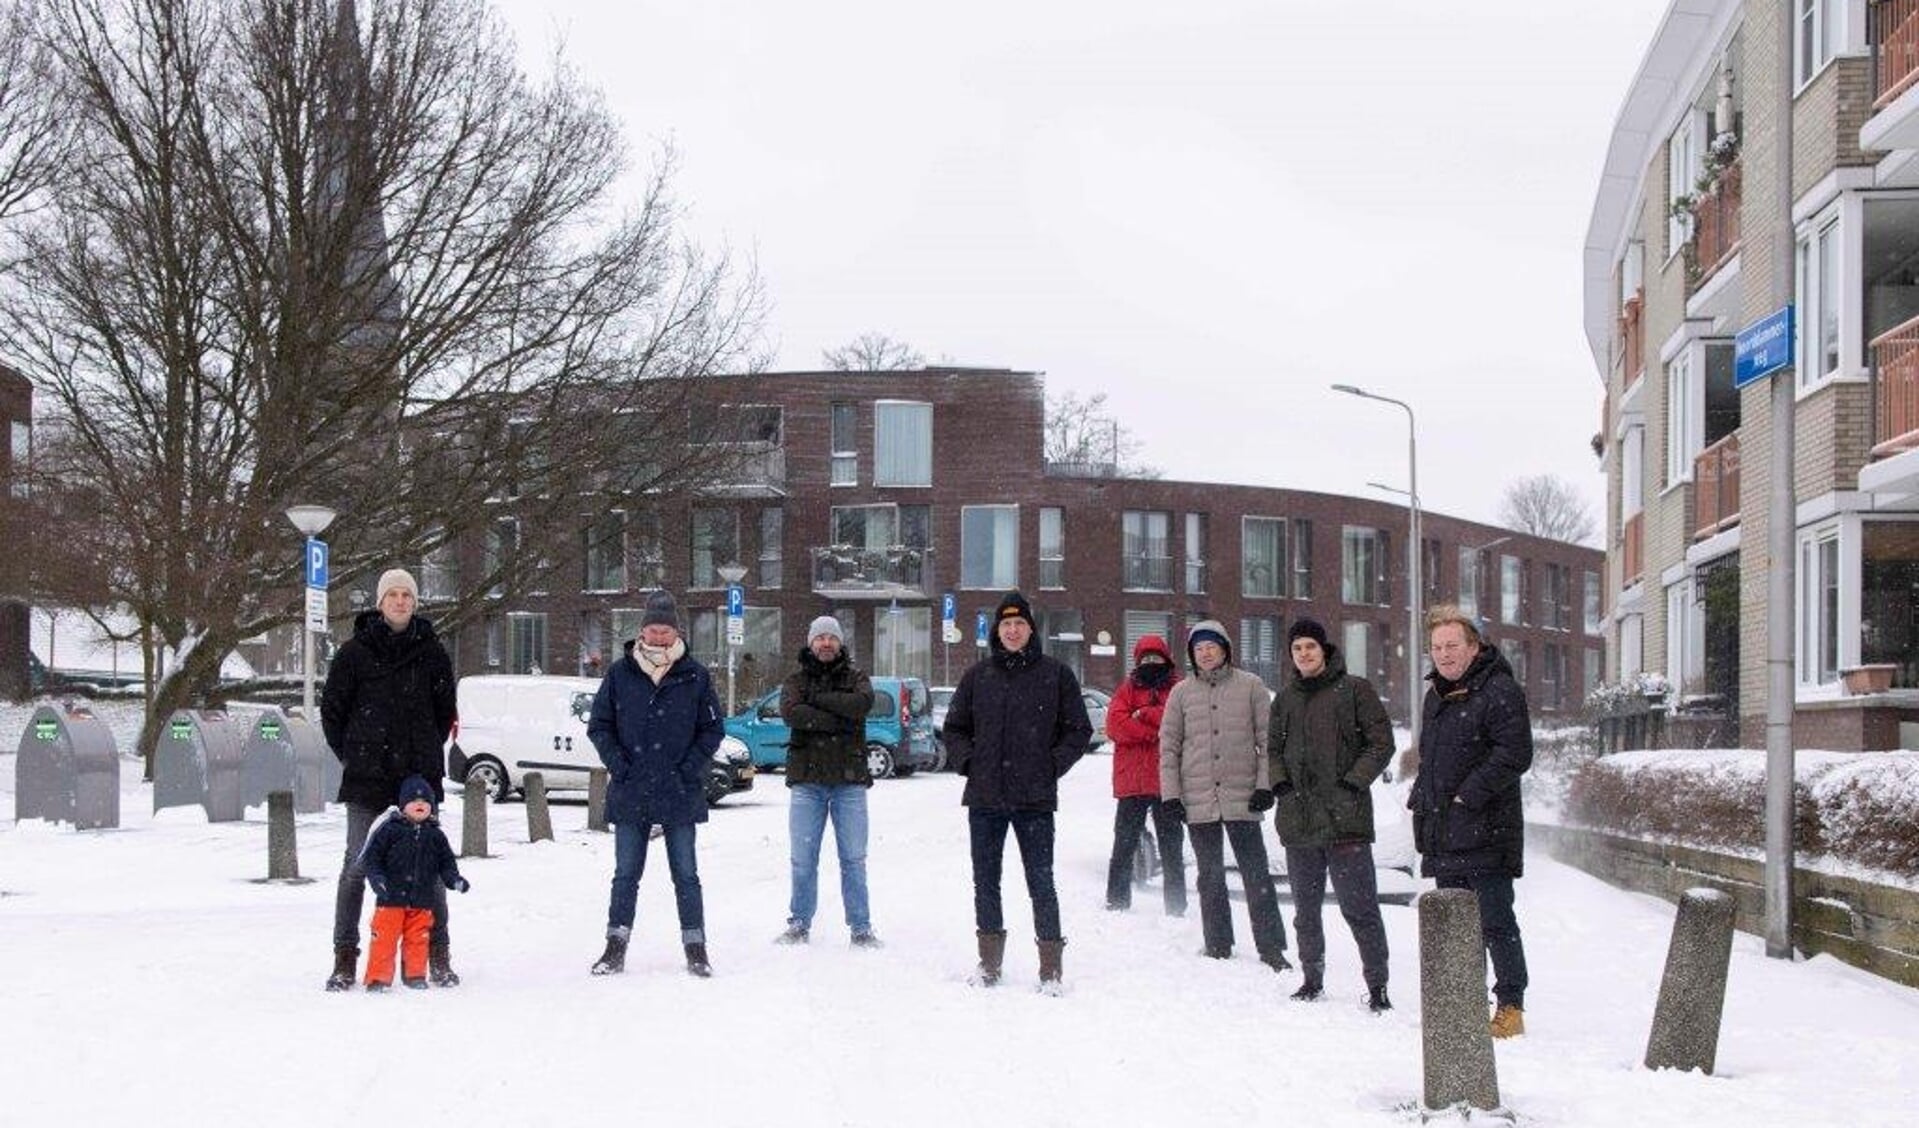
top-left (453, 877), bottom-right (471, 894)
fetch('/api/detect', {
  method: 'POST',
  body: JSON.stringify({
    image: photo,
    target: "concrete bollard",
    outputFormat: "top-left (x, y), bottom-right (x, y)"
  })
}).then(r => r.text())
top-left (587, 768), bottom-right (608, 833)
top-left (1419, 888), bottom-right (1501, 1115)
top-left (267, 790), bottom-right (301, 881)
top-left (461, 780), bottom-right (489, 859)
top-left (524, 771), bottom-right (554, 843)
top-left (1644, 887), bottom-right (1737, 1075)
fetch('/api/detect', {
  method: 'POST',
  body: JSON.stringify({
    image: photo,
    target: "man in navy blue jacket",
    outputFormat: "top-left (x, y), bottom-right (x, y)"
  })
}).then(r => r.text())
top-left (586, 589), bottom-right (725, 978)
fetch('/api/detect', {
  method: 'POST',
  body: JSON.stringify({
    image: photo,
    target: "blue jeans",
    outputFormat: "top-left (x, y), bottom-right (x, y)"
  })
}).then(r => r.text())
top-left (608, 820), bottom-right (704, 944)
top-left (788, 783), bottom-right (872, 934)
top-left (1436, 872), bottom-right (1527, 1008)
top-left (335, 802), bottom-right (447, 950)
top-left (969, 808), bottom-right (1061, 941)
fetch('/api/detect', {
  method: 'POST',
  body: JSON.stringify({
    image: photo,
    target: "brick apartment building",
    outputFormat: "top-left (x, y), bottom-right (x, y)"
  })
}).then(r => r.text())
top-left (434, 367), bottom-right (1603, 723)
top-left (1584, 0), bottom-right (1919, 749)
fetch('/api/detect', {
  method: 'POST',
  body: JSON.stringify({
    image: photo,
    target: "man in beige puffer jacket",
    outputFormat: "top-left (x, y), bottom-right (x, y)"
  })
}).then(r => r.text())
top-left (1159, 620), bottom-right (1292, 970)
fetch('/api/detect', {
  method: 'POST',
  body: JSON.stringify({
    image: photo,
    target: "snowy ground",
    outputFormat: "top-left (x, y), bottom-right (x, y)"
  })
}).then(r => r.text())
top-left (3, 700), bottom-right (1918, 1126)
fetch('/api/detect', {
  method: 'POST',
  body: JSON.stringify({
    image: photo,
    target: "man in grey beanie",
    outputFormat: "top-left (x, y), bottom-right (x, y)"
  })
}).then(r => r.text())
top-left (775, 615), bottom-right (881, 947)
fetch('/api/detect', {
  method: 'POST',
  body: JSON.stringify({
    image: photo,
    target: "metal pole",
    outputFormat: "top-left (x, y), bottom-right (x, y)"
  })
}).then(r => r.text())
top-left (302, 622), bottom-right (315, 721)
top-left (726, 637), bottom-right (736, 714)
top-left (1408, 409), bottom-right (1422, 754)
top-left (1764, 0), bottom-right (1797, 960)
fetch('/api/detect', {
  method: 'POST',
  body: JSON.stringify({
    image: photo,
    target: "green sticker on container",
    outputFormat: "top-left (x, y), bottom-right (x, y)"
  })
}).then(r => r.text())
top-left (33, 719), bottom-right (58, 740)
top-left (259, 720), bottom-right (283, 740)
top-left (169, 718), bottom-right (193, 739)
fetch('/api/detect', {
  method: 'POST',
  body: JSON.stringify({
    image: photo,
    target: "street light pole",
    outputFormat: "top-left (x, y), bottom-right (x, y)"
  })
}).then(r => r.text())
top-left (717, 561), bottom-right (747, 715)
top-left (1335, 385), bottom-right (1421, 754)
top-left (285, 504), bottom-right (338, 723)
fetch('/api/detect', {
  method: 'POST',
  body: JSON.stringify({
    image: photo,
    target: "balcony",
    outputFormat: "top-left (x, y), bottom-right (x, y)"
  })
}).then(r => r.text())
top-left (1871, 311), bottom-right (1919, 457)
top-left (810, 545), bottom-right (933, 600)
top-left (1622, 512), bottom-right (1645, 588)
top-left (1685, 161), bottom-right (1742, 296)
top-left (1121, 555), bottom-right (1173, 591)
top-left (1866, 2), bottom-right (1919, 154)
top-left (699, 445), bottom-right (786, 497)
top-left (1692, 432), bottom-right (1742, 540)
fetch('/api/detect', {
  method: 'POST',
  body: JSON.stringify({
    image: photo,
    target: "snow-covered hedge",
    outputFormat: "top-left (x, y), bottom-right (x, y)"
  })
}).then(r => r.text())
top-left (1564, 748), bottom-right (1919, 879)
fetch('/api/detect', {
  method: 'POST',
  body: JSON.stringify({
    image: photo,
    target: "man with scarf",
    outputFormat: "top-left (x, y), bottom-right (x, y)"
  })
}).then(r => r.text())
top-left (586, 589), bottom-right (725, 978)
top-left (943, 590), bottom-right (1092, 990)
top-left (1103, 634), bottom-right (1187, 915)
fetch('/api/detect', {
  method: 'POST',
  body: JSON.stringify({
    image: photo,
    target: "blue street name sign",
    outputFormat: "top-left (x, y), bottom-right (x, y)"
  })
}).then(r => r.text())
top-left (941, 592), bottom-right (956, 625)
top-left (305, 539), bottom-right (329, 590)
top-left (1734, 305), bottom-right (1793, 389)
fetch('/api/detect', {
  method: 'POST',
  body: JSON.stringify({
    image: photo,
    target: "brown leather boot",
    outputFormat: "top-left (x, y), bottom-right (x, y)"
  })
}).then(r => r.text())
top-left (1491, 1004), bottom-right (1526, 1039)
top-left (323, 945), bottom-right (358, 992)
top-left (1037, 938), bottom-right (1066, 989)
top-left (973, 929), bottom-right (1007, 986)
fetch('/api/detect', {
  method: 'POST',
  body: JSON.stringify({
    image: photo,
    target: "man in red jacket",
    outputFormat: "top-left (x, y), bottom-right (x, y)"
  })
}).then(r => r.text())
top-left (1104, 634), bottom-right (1187, 915)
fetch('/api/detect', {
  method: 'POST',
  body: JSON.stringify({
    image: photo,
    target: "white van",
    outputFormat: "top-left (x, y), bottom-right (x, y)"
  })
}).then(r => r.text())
top-left (445, 674), bottom-right (753, 805)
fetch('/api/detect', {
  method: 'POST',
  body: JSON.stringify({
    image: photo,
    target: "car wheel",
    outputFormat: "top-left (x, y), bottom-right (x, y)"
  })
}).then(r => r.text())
top-left (865, 743), bottom-right (895, 779)
top-left (463, 757), bottom-right (511, 803)
top-left (705, 768), bottom-right (730, 807)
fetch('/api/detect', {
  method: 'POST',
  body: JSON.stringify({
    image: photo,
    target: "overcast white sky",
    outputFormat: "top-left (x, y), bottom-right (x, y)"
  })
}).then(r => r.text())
top-left (491, 0), bottom-right (1673, 534)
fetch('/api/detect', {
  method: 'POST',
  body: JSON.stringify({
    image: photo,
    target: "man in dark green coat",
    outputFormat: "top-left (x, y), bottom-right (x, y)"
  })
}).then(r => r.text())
top-left (1267, 618), bottom-right (1395, 1010)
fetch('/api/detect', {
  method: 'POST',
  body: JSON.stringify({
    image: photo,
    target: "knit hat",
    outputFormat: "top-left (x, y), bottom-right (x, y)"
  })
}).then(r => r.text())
top-left (397, 775), bottom-right (434, 808)
top-left (375, 568), bottom-right (418, 605)
top-left (807, 615), bottom-right (845, 644)
top-left (641, 589), bottom-right (681, 630)
top-left (1287, 617), bottom-right (1329, 648)
top-left (1186, 619), bottom-right (1232, 667)
top-left (1189, 626), bottom-right (1228, 651)
top-left (994, 590), bottom-right (1035, 629)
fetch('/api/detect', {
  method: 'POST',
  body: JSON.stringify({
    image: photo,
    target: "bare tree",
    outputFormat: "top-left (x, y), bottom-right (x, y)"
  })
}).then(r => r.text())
top-left (1044, 390), bottom-right (1160, 479)
top-left (821, 332), bottom-right (923, 371)
top-left (0, 0), bottom-right (69, 226)
top-left (0, 0), bottom-right (763, 766)
top-left (1498, 473), bottom-right (1597, 545)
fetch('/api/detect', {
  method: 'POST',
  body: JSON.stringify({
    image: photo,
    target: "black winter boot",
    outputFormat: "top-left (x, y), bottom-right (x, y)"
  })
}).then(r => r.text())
top-left (972, 929), bottom-right (1007, 987)
top-left (591, 933), bottom-right (628, 976)
top-left (1291, 965), bottom-right (1325, 1001)
top-left (1368, 985), bottom-right (1393, 1013)
top-left (428, 941), bottom-right (460, 987)
top-left (324, 946), bottom-right (359, 992)
top-left (685, 942), bottom-right (712, 978)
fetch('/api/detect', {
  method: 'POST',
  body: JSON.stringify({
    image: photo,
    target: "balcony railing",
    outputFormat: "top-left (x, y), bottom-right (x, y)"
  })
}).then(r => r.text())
top-left (810, 545), bottom-right (933, 600)
top-left (1619, 294), bottom-right (1645, 384)
top-left (700, 445), bottom-right (786, 496)
top-left (1692, 432), bottom-right (1742, 540)
top-left (1622, 512), bottom-right (1645, 587)
top-left (1687, 161), bottom-right (1742, 293)
top-left (1873, 0), bottom-right (1919, 108)
top-left (1870, 310), bottom-right (1919, 457)
top-left (1122, 555), bottom-right (1173, 591)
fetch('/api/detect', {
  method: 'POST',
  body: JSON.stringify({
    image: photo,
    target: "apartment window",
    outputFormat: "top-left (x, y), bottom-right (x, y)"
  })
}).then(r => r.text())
top-left (1184, 512), bottom-right (1208, 594)
top-left (485, 517), bottom-right (519, 597)
top-left (1583, 570), bottom-right (1602, 635)
top-left (1541, 643), bottom-right (1566, 711)
top-left (1341, 526), bottom-right (1389, 606)
top-left (1667, 117), bottom-right (1698, 254)
top-left (1422, 538), bottom-right (1445, 606)
top-left (1795, 0), bottom-right (1840, 88)
top-left (1342, 622), bottom-right (1375, 686)
top-left (875, 604), bottom-right (931, 680)
top-left (691, 507), bottom-right (740, 589)
top-left (1039, 508), bottom-right (1065, 590)
top-left (579, 612), bottom-right (607, 675)
top-left (1584, 647), bottom-right (1603, 700)
top-left (1796, 217), bottom-right (1841, 388)
top-left (690, 403), bottom-right (782, 445)
top-left (1457, 547), bottom-right (1481, 618)
top-left (1798, 526), bottom-right (1842, 687)
top-left (1291, 518), bottom-right (1314, 598)
top-left (759, 508), bottom-right (783, 589)
top-left (690, 607), bottom-right (782, 672)
top-left (1666, 578), bottom-right (1702, 695)
top-left (1240, 616), bottom-right (1281, 689)
top-left (631, 510), bottom-right (664, 590)
top-left (1500, 554), bottom-right (1523, 625)
top-left (1622, 424), bottom-right (1645, 521)
top-left (1863, 520), bottom-right (1919, 688)
top-left (961, 504), bottom-right (1018, 589)
top-left (1541, 563), bottom-right (1571, 631)
top-left (1041, 607), bottom-right (1086, 684)
top-left (1242, 516), bottom-right (1288, 598)
top-left (507, 612), bottom-right (547, 675)
top-left (874, 400), bottom-right (932, 487)
top-left (9, 420), bottom-right (27, 498)
top-left (1123, 610), bottom-right (1174, 663)
top-left (830, 401), bottom-right (858, 486)
top-left (419, 534), bottom-right (455, 602)
top-left (1666, 349), bottom-right (1696, 486)
top-left (833, 503), bottom-right (898, 549)
top-left (504, 418), bottom-right (548, 498)
top-left (1122, 510), bottom-right (1172, 591)
top-left (1619, 612), bottom-right (1644, 676)
top-left (582, 511), bottom-right (626, 593)
top-left (1500, 638), bottom-right (1529, 692)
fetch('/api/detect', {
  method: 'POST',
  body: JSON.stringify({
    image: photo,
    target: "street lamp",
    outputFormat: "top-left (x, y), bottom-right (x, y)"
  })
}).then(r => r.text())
top-left (716, 561), bottom-right (747, 714)
top-left (285, 504), bottom-right (337, 723)
top-left (1333, 384), bottom-right (1421, 753)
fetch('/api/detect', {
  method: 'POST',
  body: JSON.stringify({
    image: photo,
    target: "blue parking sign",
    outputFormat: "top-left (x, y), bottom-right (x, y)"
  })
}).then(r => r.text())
top-left (305, 539), bottom-right (329, 589)
top-left (726, 584), bottom-right (745, 617)
top-left (942, 592), bottom-right (956, 624)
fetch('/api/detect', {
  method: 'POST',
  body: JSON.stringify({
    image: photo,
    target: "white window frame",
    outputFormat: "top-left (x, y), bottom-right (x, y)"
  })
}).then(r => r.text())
top-left (1795, 212), bottom-right (1842, 391)
top-left (1796, 519), bottom-right (1856, 693)
top-left (1619, 612), bottom-right (1645, 678)
top-left (1665, 578), bottom-right (1703, 696)
top-left (1622, 425), bottom-right (1646, 520)
top-left (1184, 512), bottom-right (1208, 595)
top-left (873, 400), bottom-right (933, 487)
top-left (959, 504), bottom-right (1019, 590)
top-left (1665, 348), bottom-right (1698, 488)
top-left (1667, 113), bottom-right (1703, 256)
top-left (1038, 507), bottom-right (1065, 590)
top-left (1794, 0), bottom-right (1852, 91)
top-left (829, 401), bottom-right (858, 487)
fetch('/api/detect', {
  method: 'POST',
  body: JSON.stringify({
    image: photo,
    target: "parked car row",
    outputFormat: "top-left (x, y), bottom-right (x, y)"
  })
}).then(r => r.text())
top-left (723, 676), bottom-right (938, 778)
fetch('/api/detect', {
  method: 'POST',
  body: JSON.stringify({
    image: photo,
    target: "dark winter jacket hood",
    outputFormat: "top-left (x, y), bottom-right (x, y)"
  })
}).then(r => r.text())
top-left (1291, 641), bottom-right (1346, 691)
top-left (1427, 644), bottom-right (1508, 699)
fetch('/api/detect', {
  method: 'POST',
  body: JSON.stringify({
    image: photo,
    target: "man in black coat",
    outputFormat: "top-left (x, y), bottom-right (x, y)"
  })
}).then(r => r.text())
top-left (942, 590), bottom-right (1092, 990)
top-left (319, 567), bottom-right (458, 992)
top-left (1410, 605), bottom-right (1535, 1038)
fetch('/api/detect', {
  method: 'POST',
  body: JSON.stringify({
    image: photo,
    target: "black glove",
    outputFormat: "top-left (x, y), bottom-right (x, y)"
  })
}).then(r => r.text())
top-left (1337, 779), bottom-right (1365, 794)
top-left (453, 877), bottom-right (471, 894)
top-left (1273, 781), bottom-right (1295, 801)
top-left (1162, 799), bottom-right (1186, 823)
top-left (367, 876), bottom-right (389, 901)
top-left (1248, 788), bottom-right (1274, 813)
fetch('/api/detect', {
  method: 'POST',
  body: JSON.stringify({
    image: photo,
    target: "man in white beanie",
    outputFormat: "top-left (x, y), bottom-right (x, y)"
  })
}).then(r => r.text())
top-left (774, 615), bottom-right (881, 947)
top-left (320, 566), bottom-right (457, 991)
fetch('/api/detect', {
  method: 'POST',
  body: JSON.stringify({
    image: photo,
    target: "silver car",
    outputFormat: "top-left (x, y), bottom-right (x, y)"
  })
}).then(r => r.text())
top-left (1081, 687), bottom-right (1111, 751)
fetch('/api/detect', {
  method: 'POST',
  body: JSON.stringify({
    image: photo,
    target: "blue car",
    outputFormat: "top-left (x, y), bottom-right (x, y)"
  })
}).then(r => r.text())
top-left (725, 676), bottom-right (937, 779)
